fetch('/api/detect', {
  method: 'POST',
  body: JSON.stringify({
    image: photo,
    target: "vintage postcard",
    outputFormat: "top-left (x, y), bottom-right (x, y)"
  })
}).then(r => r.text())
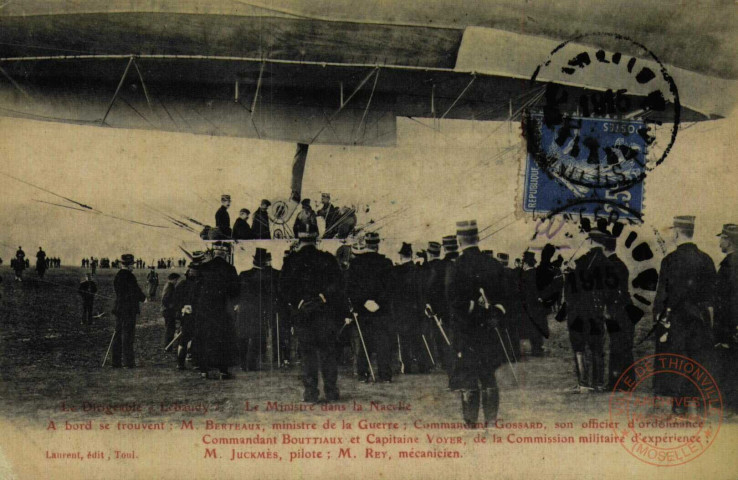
top-left (0, 1), bottom-right (736, 479)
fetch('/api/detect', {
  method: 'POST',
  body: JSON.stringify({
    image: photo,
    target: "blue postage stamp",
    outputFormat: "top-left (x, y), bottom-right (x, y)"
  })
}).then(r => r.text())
top-left (522, 115), bottom-right (645, 219)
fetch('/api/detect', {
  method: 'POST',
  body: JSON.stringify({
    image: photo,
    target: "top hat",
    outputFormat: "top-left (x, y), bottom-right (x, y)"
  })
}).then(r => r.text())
top-left (120, 253), bottom-right (135, 265)
top-left (221, 194), bottom-right (231, 202)
top-left (398, 242), bottom-right (413, 257)
top-left (253, 247), bottom-right (270, 266)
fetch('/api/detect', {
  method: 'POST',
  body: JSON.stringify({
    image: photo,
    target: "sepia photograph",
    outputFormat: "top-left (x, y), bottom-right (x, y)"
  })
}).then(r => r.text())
top-left (0, 1), bottom-right (736, 478)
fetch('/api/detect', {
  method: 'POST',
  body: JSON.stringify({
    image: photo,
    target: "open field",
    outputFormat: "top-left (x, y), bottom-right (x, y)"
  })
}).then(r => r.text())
top-left (0, 265), bottom-right (673, 424)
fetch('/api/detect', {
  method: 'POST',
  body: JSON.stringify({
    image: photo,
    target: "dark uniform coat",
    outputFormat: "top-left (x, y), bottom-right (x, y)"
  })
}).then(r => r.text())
top-left (78, 279), bottom-right (98, 306)
top-left (237, 267), bottom-right (278, 339)
top-left (714, 252), bottom-right (738, 409)
top-left (606, 253), bottom-right (634, 385)
top-left (215, 206), bottom-right (232, 238)
top-left (252, 209), bottom-right (271, 240)
top-left (36, 250), bottom-right (47, 276)
top-left (112, 268), bottom-right (146, 367)
top-left (172, 269), bottom-right (203, 365)
top-left (445, 247), bottom-right (508, 390)
top-left (113, 269), bottom-right (146, 317)
top-left (293, 208), bottom-right (319, 238)
top-left (519, 266), bottom-right (550, 350)
top-left (390, 261), bottom-right (428, 372)
top-left (191, 256), bottom-right (240, 370)
top-left (345, 251), bottom-right (394, 380)
top-left (280, 244), bottom-right (346, 400)
top-left (232, 218), bottom-right (253, 240)
top-left (653, 243), bottom-right (717, 396)
top-left (564, 247), bottom-right (615, 352)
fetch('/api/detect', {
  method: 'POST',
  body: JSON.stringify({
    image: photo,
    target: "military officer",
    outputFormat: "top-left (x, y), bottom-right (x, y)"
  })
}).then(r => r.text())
top-left (563, 232), bottom-right (618, 393)
top-left (391, 242), bottom-right (429, 374)
top-left (715, 224), bottom-right (738, 413)
top-left (112, 254), bottom-right (146, 368)
top-left (603, 236), bottom-right (635, 389)
top-left (215, 194), bottom-right (232, 239)
top-left (496, 252), bottom-right (522, 361)
top-left (345, 232), bottom-right (394, 382)
top-left (446, 220), bottom-right (508, 426)
top-left (653, 216), bottom-right (717, 414)
top-left (422, 241), bottom-right (449, 369)
top-left (280, 224), bottom-right (346, 402)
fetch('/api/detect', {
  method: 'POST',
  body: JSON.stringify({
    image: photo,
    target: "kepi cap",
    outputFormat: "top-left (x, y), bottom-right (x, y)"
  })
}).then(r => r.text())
top-left (456, 219), bottom-right (478, 238)
top-left (718, 224), bottom-right (738, 242)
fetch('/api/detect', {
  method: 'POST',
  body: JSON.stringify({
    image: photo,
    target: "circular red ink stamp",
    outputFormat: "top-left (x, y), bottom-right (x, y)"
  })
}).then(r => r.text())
top-left (608, 353), bottom-right (723, 466)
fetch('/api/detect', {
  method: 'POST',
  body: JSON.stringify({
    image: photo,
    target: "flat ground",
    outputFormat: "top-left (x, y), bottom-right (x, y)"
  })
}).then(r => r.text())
top-left (0, 265), bottom-right (666, 425)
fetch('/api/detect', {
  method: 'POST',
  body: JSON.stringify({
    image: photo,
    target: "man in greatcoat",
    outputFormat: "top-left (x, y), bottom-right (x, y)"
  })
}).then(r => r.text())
top-left (280, 224), bottom-right (347, 402)
top-left (112, 254), bottom-right (146, 368)
top-left (653, 216), bottom-right (717, 415)
top-left (446, 220), bottom-right (508, 426)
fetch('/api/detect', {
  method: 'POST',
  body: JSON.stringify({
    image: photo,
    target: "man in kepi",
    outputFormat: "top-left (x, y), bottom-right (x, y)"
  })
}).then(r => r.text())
top-left (280, 223), bottom-right (346, 402)
top-left (215, 194), bottom-right (232, 239)
top-left (714, 224), bottom-right (738, 415)
top-left (562, 231), bottom-right (615, 393)
top-left (446, 220), bottom-right (508, 427)
top-left (653, 216), bottom-right (716, 415)
top-left (345, 232), bottom-right (394, 382)
top-left (78, 273), bottom-right (98, 326)
top-left (112, 254), bottom-right (146, 368)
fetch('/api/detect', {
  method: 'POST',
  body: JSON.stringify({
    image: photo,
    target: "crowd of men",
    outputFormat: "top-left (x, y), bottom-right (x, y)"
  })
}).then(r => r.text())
top-left (9, 246), bottom-right (61, 281)
top-left (99, 213), bottom-right (735, 425)
top-left (208, 193), bottom-right (354, 241)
